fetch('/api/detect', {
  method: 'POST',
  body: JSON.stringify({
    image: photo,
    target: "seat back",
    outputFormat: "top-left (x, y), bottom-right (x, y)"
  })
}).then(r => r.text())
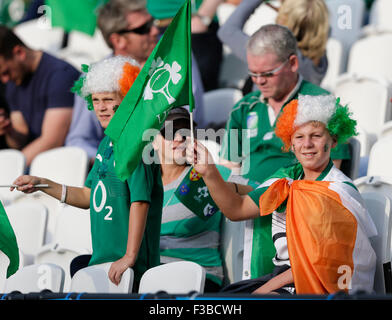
top-left (367, 137), bottom-right (392, 179)
top-left (340, 137), bottom-right (361, 180)
top-left (203, 88), bottom-right (243, 128)
top-left (368, 0), bottom-right (392, 33)
top-left (333, 74), bottom-right (392, 137)
top-left (5, 201), bottom-right (48, 259)
top-left (220, 217), bottom-right (245, 286)
top-left (326, 0), bottom-right (366, 71)
top-left (29, 146), bottom-right (89, 187)
top-left (361, 192), bottom-right (392, 293)
top-left (54, 205), bottom-right (92, 254)
top-left (347, 33), bottom-right (392, 84)
top-left (138, 261), bottom-right (206, 294)
top-left (320, 37), bottom-right (344, 91)
top-left (70, 262), bottom-right (134, 293)
top-left (3, 263), bottom-right (65, 293)
top-left (0, 149), bottom-right (26, 204)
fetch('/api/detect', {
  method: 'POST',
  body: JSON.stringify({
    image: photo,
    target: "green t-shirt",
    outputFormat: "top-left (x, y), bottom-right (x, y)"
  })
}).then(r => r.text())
top-left (85, 136), bottom-right (163, 281)
top-left (220, 80), bottom-right (351, 184)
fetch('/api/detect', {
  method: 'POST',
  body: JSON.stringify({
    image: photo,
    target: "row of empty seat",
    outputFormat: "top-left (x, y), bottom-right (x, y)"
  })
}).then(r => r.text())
top-left (1, 183), bottom-right (391, 295)
top-left (1, 260), bottom-right (206, 295)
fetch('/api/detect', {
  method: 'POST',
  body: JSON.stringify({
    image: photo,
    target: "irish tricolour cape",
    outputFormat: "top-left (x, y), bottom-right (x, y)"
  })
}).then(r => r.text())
top-left (245, 162), bottom-right (377, 294)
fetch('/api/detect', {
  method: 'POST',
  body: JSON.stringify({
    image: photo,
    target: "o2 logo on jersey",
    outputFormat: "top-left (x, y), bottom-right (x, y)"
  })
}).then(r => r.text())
top-left (93, 181), bottom-right (113, 220)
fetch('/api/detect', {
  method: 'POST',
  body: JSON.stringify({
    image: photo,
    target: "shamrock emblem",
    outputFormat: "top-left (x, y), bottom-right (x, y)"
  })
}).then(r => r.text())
top-left (144, 57), bottom-right (182, 104)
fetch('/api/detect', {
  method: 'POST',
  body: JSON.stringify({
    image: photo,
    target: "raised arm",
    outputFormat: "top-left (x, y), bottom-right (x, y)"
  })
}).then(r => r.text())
top-left (186, 138), bottom-right (259, 221)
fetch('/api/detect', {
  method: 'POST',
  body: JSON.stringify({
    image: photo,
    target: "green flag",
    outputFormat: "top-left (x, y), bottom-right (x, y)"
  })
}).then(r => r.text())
top-left (174, 166), bottom-right (232, 221)
top-left (0, 201), bottom-right (19, 278)
top-left (45, 0), bottom-right (107, 36)
top-left (105, 0), bottom-right (194, 181)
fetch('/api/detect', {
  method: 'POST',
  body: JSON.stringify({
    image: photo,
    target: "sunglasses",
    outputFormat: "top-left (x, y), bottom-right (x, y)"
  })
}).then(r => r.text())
top-left (160, 126), bottom-right (194, 141)
top-left (248, 58), bottom-right (289, 79)
top-left (116, 18), bottom-right (156, 35)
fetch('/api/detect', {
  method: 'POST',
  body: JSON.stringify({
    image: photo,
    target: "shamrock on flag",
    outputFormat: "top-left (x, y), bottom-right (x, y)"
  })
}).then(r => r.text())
top-left (105, 0), bottom-right (194, 181)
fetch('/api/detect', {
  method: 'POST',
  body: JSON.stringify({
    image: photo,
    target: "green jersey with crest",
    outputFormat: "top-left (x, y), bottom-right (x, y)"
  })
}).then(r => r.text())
top-left (85, 135), bottom-right (163, 281)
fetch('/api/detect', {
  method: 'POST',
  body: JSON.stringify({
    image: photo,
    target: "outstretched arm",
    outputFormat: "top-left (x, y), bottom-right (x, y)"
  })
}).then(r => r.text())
top-left (186, 138), bottom-right (259, 221)
top-left (11, 175), bottom-right (90, 209)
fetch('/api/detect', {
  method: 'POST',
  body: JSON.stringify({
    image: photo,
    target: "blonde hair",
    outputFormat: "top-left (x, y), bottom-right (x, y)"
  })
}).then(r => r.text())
top-left (276, 0), bottom-right (329, 63)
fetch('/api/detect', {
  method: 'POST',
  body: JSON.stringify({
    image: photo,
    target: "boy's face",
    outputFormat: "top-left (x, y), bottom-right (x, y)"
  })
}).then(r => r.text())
top-left (291, 121), bottom-right (336, 175)
top-left (92, 91), bottom-right (123, 129)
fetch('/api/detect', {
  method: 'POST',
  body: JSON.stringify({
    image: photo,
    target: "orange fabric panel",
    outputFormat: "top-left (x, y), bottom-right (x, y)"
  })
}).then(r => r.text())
top-left (259, 179), bottom-right (357, 294)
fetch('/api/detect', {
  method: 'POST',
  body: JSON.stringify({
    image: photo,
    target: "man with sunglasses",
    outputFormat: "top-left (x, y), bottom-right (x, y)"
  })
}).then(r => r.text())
top-left (65, 0), bottom-right (206, 166)
top-left (219, 24), bottom-right (351, 280)
top-left (220, 24), bottom-right (350, 185)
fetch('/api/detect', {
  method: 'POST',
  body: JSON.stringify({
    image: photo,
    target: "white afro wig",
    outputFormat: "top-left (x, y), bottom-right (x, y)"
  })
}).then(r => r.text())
top-left (294, 94), bottom-right (337, 127)
top-left (81, 55), bottom-right (140, 97)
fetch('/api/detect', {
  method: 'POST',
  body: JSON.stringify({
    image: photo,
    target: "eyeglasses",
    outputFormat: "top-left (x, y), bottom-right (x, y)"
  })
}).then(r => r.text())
top-left (160, 126), bottom-right (194, 141)
top-left (248, 58), bottom-right (289, 79)
top-left (116, 18), bottom-right (156, 35)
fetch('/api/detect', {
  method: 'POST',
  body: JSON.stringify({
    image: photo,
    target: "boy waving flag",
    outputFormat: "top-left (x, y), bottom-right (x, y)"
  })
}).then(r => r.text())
top-left (0, 200), bottom-right (19, 278)
top-left (105, 0), bottom-right (194, 181)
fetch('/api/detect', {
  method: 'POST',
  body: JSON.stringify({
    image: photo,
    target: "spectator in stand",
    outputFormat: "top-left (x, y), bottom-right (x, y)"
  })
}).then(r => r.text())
top-left (218, 0), bottom-right (329, 94)
top-left (12, 56), bottom-right (163, 291)
top-left (152, 106), bottom-right (257, 292)
top-left (187, 94), bottom-right (376, 295)
top-left (219, 24), bottom-right (350, 279)
top-left (0, 82), bottom-right (9, 149)
top-left (65, 0), bottom-right (206, 165)
top-left (147, 0), bottom-right (224, 92)
top-left (0, 25), bottom-right (80, 166)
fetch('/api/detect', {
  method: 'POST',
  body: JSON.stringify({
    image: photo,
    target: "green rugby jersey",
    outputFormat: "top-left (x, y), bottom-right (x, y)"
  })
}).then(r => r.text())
top-left (85, 135), bottom-right (163, 281)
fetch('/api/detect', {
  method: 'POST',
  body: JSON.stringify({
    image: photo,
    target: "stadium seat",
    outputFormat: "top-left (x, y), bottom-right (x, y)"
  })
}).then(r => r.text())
top-left (333, 73), bottom-right (392, 139)
top-left (379, 121), bottom-right (392, 139)
top-left (340, 137), bottom-right (361, 180)
top-left (34, 204), bottom-right (92, 292)
top-left (365, 137), bottom-right (392, 179)
top-left (29, 146), bottom-right (89, 187)
top-left (70, 262), bottom-right (134, 293)
top-left (13, 18), bottom-right (65, 54)
top-left (3, 263), bottom-right (65, 293)
top-left (368, 0), bottom-right (392, 33)
top-left (220, 217), bottom-right (245, 285)
top-left (0, 250), bottom-right (10, 292)
top-left (361, 192), bottom-right (392, 294)
top-left (56, 29), bottom-right (112, 71)
top-left (138, 261), bottom-right (206, 294)
top-left (320, 37), bottom-right (344, 91)
top-left (26, 146), bottom-right (89, 244)
top-left (203, 88), bottom-right (243, 128)
top-left (347, 33), bottom-right (392, 84)
top-left (0, 149), bottom-right (26, 205)
top-left (325, 0), bottom-right (366, 72)
top-left (218, 50), bottom-right (248, 89)
top-left (5, 201), bottom-right (48, 267)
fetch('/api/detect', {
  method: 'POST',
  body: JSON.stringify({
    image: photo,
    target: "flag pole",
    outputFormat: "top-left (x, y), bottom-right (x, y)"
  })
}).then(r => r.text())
top-left (187, 0), bottom-right (195, 147)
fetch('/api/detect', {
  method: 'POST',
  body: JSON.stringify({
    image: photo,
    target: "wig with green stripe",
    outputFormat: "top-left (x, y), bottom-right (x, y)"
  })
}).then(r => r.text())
top-left (326, 98), bottom-right (358, 144)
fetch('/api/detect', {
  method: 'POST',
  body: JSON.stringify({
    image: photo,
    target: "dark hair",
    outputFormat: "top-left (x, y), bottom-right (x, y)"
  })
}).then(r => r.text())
top-left (0, 25), bottom-right (26, 59)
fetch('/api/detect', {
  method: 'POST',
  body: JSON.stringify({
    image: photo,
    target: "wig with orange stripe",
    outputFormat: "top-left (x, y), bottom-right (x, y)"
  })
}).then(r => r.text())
top-left (275, 94), bottom-right (357, 152)
top-left (71, 56), bottom-right (141, 110)
top-left (118, 62), bottom-right (140, 97)
top-left (275, 99), bottom-right (298, 151)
